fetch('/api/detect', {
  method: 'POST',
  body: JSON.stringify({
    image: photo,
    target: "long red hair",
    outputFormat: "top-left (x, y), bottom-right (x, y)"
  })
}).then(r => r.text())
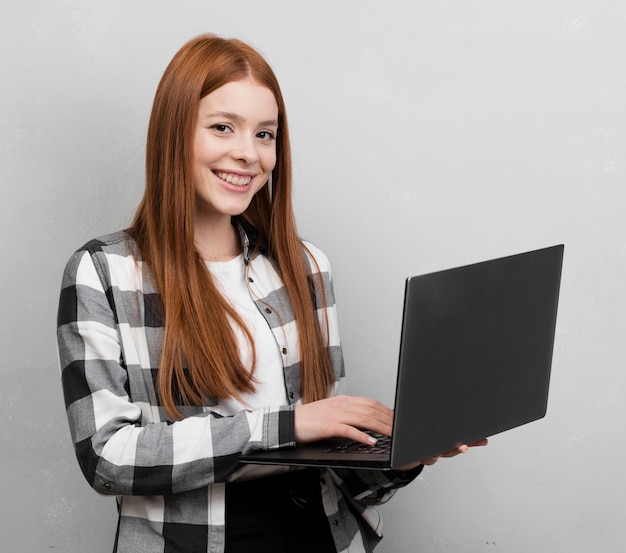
top-left (131, 34), bottom-right (334, 418)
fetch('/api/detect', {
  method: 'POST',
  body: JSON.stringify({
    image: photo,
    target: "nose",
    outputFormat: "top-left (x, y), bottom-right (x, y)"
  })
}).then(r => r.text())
top-left (231, 133), bottom-right (258, 165)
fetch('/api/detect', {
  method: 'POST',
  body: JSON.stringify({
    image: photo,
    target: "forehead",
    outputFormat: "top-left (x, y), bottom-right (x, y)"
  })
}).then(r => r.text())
top-left (198, 78), bottom-right (278, 121)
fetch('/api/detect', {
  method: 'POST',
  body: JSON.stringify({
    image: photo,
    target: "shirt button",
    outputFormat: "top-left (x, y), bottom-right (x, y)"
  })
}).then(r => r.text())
top-left (289, 391), bottom-right (295, 399)
top-left (333, 519), bottom-right (340, 526)
top-left (265, 307), bottom-right (272, 314)
top-left (281, 347), bottom-right (287, 355)
top-left (248, 277), bottom-right (254, 283)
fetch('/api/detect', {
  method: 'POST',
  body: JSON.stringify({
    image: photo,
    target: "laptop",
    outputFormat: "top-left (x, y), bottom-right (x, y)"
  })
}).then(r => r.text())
top-left (240, 244), bottom-right (564, 470)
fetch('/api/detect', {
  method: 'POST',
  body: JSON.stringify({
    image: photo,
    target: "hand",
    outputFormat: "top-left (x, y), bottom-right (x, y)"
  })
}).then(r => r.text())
top-left (295, 395), bottom-right (393, 445)
top-left (396, 438), bottom-right (489, 472)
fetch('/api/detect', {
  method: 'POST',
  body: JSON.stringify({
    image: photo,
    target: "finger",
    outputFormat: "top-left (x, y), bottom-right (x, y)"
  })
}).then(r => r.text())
top-left (419, 455), bottom-right (440, 466)
top-left (439, 445), bottom-right (469, 458)
top-left (420, 438), bottom-right (489, 464)
top-left (339, 395), bottom-right (394, 422)
top-left (350, 428), bottom-right (381, 446)
top-left (330, 396), bottom-right (393, 435)
top-left (317, 423), bottom-right (377, 446)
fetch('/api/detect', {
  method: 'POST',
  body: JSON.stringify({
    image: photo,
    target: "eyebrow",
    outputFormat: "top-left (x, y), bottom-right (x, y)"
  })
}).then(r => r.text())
top-left (204, 110), bottom-right (279, 128)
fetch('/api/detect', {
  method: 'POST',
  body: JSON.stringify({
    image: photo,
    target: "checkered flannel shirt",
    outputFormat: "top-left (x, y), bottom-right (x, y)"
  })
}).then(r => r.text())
top-left (57, 226), bottom-right (418, 553)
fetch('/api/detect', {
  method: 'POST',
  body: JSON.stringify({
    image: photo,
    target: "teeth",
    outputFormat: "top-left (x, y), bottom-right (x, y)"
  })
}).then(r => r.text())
top-left (216, 172), bottom-right (252, 186)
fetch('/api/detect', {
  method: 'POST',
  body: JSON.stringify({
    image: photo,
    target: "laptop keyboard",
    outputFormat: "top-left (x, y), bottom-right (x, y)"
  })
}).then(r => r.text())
top-left (324, 432), bottom-right (391, 454)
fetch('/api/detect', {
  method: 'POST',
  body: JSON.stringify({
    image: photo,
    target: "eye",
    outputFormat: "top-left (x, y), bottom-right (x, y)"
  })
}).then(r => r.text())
top-left (211, 124), bottom-right (233, 133)
top-left (257, 130), bottom-right (275, 141)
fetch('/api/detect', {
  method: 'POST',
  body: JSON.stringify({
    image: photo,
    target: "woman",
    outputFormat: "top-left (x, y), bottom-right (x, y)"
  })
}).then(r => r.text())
top-left (57, 34), bottom-right (483, 553)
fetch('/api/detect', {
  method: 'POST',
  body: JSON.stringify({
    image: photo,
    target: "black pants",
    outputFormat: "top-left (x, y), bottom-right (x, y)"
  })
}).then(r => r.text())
top-left (225, 469), bottom-right (337, 553)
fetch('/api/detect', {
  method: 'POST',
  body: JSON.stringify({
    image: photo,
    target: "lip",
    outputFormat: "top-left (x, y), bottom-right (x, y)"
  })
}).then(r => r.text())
top-left (212, 170), bottom-right (257, 189)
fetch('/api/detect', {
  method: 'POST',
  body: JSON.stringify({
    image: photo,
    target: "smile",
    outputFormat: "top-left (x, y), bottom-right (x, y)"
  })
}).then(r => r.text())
top-left (215, 171), bottom-right (253, 186)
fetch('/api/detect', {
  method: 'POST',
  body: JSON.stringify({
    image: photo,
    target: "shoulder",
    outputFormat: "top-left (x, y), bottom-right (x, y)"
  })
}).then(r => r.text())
top-left (61, 229), bottom-right (138, 287)
top-left (75, 229), bottom-right (135, 257)
top-left (65, 229), bottom-right (138, 266)
top-left (301, 240), bottom-right (333, 275)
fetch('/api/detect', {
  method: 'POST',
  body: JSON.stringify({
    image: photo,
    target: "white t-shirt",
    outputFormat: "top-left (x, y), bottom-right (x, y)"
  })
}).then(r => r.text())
top-left (205, 254), bottom-right (288, 414)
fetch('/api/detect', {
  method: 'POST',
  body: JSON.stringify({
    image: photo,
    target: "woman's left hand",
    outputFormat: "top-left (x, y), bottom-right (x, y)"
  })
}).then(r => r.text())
top-left (396, 438), bottom-right (489, 472)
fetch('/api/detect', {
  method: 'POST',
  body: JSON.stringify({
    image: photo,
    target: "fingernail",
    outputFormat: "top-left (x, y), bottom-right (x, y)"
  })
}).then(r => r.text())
top-left (367, 436), bottom-right (378, 445)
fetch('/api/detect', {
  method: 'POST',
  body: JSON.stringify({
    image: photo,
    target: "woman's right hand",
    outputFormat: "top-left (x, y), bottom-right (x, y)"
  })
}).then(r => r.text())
top-left (294, 395), bottom-right (393, 445)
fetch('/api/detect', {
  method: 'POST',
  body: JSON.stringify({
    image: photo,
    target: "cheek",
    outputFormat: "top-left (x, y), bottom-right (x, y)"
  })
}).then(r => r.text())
top-left (263, 150), bottom-right (277, 173)
top-left (193, 134), bottom-right (220, 165)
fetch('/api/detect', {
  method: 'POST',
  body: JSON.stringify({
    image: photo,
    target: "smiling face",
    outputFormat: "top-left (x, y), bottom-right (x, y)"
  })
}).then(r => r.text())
top-left (192, 77), bottom-right (279, 231)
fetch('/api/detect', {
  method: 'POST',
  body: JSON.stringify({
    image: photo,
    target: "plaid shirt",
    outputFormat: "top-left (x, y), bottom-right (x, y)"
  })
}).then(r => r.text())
top-left (57, 226), bottom-right (418, 553)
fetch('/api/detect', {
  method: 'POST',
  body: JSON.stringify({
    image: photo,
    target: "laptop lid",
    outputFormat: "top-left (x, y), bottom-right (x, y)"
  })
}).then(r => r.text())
top-left (240, 244), bottom-right (564, 470)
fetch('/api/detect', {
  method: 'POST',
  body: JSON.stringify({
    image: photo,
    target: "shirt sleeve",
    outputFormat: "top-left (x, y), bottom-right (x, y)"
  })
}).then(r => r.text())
top-left (330, 464), bottom-right (423, 506)
top-left (57, 246), bottom-right (295, 497)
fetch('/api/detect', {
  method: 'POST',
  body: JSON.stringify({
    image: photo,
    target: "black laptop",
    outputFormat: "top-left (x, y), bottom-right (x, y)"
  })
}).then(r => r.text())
top-left (240, 244), bottom-right (564, 470)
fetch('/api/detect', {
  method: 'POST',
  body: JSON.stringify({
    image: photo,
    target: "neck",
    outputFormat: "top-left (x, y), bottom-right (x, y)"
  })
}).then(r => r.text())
top-left (194, 215), bottom-right (241, 262)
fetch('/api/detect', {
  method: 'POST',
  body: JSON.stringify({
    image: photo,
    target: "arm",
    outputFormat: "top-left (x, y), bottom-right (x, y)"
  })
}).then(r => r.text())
top-left (57, 245), bottom-right (294, 497)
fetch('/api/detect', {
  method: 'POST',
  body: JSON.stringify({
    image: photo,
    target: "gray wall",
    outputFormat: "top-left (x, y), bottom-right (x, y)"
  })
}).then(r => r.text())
top-left (2, 1), bottom-right (624, 551)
